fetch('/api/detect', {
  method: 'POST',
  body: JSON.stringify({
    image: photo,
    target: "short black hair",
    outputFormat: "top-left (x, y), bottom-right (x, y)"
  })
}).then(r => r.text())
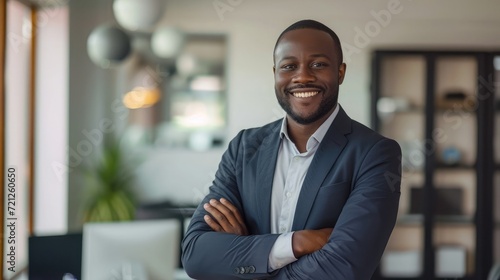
top-left (274, 19), bottom-right (343, 64)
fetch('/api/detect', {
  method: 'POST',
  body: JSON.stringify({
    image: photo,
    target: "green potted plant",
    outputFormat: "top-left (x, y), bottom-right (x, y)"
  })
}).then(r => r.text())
top-left (82, 137), bottom-right (137, 222)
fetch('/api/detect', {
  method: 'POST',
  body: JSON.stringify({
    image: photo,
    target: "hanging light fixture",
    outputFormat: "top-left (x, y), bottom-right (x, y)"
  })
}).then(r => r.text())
top-left (123, 87), bottom-right (161, 109)
top-left (87, 24), bottom-right (131, 68)
top-left (122, 66), bottom-right (162, 109)
top-left (151, 26), bottom-right (185, 59)
top-left (112, 0), bottom-right (165, 32)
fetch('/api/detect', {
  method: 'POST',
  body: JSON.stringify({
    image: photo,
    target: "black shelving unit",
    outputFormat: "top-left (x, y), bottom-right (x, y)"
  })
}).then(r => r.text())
top-left (371, 50), bottom-right (496, 280)
top-left (493, 52), bottom-right (500, 275)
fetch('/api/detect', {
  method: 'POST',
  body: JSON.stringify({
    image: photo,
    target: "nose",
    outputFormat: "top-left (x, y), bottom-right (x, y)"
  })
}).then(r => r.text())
top-left (292, 66), bottom-right (316, 84)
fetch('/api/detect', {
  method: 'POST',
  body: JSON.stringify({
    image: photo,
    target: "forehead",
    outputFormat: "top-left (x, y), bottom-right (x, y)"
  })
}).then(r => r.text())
top-left (274, 28), bottom-right (336, 61)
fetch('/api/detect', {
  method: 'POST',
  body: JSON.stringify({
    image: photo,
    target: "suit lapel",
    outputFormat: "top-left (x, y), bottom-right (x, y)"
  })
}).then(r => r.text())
top-left (255, 122), bottom-right (281, 234)
top-left (292, 107), bottom-right (352, 230)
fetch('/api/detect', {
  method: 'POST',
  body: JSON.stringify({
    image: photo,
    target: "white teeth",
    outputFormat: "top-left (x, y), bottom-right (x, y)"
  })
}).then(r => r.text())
top-left (292, 91), bottom-right (319, 98)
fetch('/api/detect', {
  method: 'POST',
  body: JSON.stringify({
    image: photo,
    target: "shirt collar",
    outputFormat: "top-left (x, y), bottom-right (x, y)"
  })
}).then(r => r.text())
top-left (279, 104), bottom-right (340, 144)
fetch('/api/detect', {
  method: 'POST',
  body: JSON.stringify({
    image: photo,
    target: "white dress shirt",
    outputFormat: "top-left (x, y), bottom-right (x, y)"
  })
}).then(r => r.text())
top-left (268, 105), bottom-right (340, 271)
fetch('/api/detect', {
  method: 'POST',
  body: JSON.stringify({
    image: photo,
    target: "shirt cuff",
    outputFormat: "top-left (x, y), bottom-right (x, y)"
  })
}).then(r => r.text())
top-left (268, 232), bottom-right (298, 271)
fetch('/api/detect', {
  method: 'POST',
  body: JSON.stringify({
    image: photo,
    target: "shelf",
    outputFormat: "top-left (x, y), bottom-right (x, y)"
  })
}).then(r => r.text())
top-left (377, 107), bottom-right (423, 115)
top-left (396, 215), bottom-right (423, 226)
top-left (402, 166), bottom-right (424, 173)
top-left (434, 99), bottom-right (477, 113)
top-left (373, 50), bottom-right (496, 280)
top-left (434, 163), bottom-right (475, 170)
top-left (377, 104), bottom-right (483, 114)
top-left (435, 108), bottom-right (477, 115)
top-left (434, 215), bottom-right (474, 224)
top-left (397, 215), bottom-right (474, 226)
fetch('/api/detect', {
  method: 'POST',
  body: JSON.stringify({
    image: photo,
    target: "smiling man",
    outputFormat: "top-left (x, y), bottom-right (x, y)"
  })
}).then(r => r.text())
top-left (182, 19), bottom-right (401, 280)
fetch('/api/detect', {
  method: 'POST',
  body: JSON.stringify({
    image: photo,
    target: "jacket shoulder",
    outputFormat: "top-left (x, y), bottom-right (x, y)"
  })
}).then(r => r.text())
top-left (349, 119), bottom-right (400, 148)
top-left (227, 119), bottom-right (281, 160)
top-left (237, 119), bottom-right (281, 143)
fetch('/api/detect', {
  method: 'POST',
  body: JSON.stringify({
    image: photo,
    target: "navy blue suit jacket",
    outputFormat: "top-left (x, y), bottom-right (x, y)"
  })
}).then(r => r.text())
top-left (182, 106), bottom-right (401, 279)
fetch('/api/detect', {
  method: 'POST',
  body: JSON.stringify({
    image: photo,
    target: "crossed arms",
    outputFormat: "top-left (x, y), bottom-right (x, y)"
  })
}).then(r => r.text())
top-left (181, 130), bottom-right (401, 280)
top-left (203, 198), bottom-right (333, 259)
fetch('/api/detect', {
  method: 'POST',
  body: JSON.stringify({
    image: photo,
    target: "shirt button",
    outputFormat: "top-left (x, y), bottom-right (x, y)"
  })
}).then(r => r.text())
top-left (286, 192), bottom-right (292, 198)
top-left (280, 227), bottom-right (286, 232)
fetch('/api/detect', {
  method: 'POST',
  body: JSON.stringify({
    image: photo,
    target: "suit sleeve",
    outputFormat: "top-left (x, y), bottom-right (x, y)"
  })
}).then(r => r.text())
top-left (272, 138), bottom-right (402, 280)
top-left (182, 131), bottom-right (280, 280)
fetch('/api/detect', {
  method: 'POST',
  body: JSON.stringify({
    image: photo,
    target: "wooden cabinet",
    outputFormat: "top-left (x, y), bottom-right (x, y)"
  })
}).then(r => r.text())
top-left (371, 50), bottom-right (496, 279)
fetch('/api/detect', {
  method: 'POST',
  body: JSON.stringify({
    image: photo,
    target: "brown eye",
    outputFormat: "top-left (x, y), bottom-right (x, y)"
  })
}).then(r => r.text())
top-left (281, 64), bottom-right (296, 71)
top-left (311, 62), bottom-right (328, 68)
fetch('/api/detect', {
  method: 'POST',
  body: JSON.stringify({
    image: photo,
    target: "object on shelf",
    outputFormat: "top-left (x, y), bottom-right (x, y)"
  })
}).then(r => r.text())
top-left (409, 187), bottom-right (464, 216)
top-left (435, 246), bottom-right (466, 278)
top-left (377, 97), bottom-right (413, 114)
top-left (381, 250), bottom-right (422, 277)
top-left (440, 146), bottom-right (462, 166)
top-left (436, 91), bottom-right (476, 111)
top-left (400, 140), bottom-right (425, 170)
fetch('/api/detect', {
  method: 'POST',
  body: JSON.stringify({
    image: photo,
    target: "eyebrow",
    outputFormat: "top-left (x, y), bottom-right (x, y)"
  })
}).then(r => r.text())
top-left (310, 54), bottom-right (331, 60)
top-left (278, 53), bottom-right (332, 64)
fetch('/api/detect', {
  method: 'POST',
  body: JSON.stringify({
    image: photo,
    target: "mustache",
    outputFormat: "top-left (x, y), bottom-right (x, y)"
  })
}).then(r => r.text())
top-left (285, 84), bottom-right (324, 92)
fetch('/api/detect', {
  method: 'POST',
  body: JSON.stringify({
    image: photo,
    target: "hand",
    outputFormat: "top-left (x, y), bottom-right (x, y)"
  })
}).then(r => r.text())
top-left (292, 228), bottom-right (333, 258)
top-left (203, 198), bottom-right (249, 236)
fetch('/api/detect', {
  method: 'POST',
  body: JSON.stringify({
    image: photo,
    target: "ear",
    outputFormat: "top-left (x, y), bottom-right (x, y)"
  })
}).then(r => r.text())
top-left (338, 63), bottom-right (346, 84)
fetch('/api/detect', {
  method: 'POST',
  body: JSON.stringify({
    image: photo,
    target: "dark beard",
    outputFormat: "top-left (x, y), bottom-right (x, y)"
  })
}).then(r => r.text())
top-left (275, 88), bottom-right (338, 125)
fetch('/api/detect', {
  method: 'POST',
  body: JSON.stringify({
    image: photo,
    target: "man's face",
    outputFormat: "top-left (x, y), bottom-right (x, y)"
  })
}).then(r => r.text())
top-left (273, 28), bottom-right (346, 125)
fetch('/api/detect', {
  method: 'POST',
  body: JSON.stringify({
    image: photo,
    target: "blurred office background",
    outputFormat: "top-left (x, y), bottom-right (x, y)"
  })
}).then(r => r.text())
top-left (2, 0), bottom-right (500, 279)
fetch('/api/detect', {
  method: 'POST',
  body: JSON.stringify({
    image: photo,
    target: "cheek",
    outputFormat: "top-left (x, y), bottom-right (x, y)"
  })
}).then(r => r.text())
top-left (318, 72), bottom-right (337, 84)
top-left (274, 75), bottom-right (288, 89)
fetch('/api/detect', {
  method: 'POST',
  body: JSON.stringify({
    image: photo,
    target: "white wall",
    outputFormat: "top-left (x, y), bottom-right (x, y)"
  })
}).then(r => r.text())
top-left (68, 0), bottom-right (500, 226)
top-left (68, 0), bottom-right (119, 230)
top-left (5, 1), bottom-right (31, 276)
top-left (35, 5), bottom-right (69, 235)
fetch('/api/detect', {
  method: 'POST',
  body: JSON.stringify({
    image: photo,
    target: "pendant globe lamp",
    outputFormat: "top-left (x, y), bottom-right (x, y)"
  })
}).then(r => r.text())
top-left (87, 24), bottom-right (131, 68)
top-left (113, 0), bottom-right (165, 32)
top-left (151, 26), bottom-right (185, 59)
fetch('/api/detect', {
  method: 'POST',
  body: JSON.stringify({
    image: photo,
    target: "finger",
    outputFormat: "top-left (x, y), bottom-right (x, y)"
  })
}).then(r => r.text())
top-left (204, 215), bottom-right (223, 232)
top-left (220, 198), bottom-right (245, 225)
top-left (220, 198), bottom-right (248, 234)
top-left (209, 199), bottom-right (240, 229)
top-left (204, 201), bottom-right (235, 232)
